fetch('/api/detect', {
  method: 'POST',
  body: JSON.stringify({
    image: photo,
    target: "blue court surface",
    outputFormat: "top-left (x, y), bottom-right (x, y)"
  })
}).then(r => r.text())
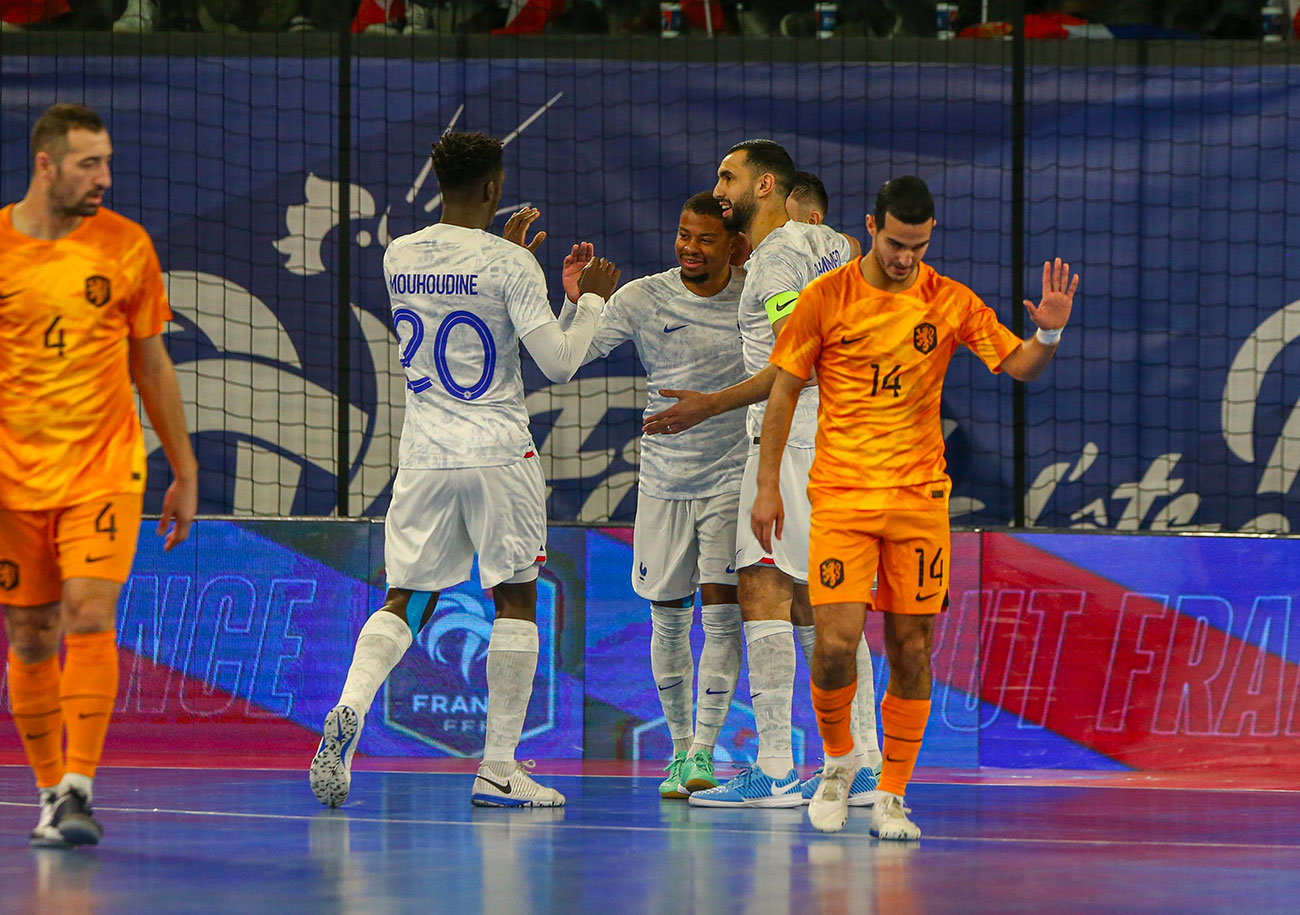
top-left (2, 763), bottom-right (1298, 914)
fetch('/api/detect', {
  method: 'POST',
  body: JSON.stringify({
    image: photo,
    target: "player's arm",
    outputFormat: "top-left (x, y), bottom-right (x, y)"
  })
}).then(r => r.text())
top-left (129, 334), bottom-right (198, 551)
top-left (750, 367), bottom-right (805, 554)
top-left (642, 364), bottom-right (779, 436)
top-left (999, 258), bottom-right (1078, 382)
top-left (521, 258), bottom-right (621, 383)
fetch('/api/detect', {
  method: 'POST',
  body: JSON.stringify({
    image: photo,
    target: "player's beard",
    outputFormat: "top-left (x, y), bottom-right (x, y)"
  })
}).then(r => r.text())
top-left (680, 267), bottom-right (713, 287)
top-left (51, 188), bottom-right (101, 218)
top-left (723, 193), bottom-right (756, 234)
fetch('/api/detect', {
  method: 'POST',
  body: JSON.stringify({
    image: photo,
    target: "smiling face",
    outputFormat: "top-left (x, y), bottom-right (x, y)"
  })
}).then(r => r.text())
top-left (866, 211), bottom-right (934, 285)
top-left (713, 150), bottom-right (761, 233)
top-left (675, 208), bottom-right (733, 287)
top-left (42, 127), bottom-right (113, 218)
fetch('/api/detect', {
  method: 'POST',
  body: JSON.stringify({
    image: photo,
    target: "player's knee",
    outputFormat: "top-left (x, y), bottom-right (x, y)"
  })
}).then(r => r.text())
top-left (61, 597), bottom-right (117, 636)
top-left (493, 580), bottom-right (538, 621)
top-left (6, 615), bottom-right (60, 662)
top-left (814, 627), bottom-right (859, 665)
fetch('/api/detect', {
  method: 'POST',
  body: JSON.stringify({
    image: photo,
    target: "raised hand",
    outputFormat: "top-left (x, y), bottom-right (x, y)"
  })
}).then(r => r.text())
top-left (577, 256), bottom-right (620, 300)
top-left (1024, 257), bottom-right (1078, 331)
top-left (503, 206), bottom-right (547, 253)
top-left (562, 242), bottom-right (595, 303)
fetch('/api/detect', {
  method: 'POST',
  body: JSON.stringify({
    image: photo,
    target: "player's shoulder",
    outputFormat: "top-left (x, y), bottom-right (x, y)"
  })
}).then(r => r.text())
top-left (917, 262), bottom-right (979, 307)
top-left (87, 207), bottom-right (152, 246)
top-left (626, 266), bottom-right (679, 297)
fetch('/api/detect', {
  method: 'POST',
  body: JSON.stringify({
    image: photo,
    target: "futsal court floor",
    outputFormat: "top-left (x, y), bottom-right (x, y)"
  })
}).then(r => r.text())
top-left (1, 759), bottom-right (1297, 914)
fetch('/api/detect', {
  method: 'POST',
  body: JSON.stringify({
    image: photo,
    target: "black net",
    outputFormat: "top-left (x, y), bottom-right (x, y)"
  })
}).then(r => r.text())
top-left (2, 5), bottom-right (1297, 532)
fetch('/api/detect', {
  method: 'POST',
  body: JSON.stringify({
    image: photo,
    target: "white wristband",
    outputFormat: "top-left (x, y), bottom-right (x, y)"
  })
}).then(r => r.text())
top-left (1035, 326), bottom-right (1062, 345)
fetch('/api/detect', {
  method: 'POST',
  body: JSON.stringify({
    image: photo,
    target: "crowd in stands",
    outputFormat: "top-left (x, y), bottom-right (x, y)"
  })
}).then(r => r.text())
top-left (1, 0), bottom-right (1296, 40)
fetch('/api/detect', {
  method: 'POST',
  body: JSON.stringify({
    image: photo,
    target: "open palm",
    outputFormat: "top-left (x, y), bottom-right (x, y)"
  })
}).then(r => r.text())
top-left (1023, 257), bottom-right (1078, 331)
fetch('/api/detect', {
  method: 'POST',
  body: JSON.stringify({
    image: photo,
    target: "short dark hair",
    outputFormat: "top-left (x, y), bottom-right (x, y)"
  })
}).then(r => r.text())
top-left (789, 171), bottom-right (830, 217)
top-left (874, 176), bottom-right (934, 228)
top-left (681, 191), bottom-right (728, 227)
top-left (726, 138), bottom-right (797, 197)
top-left (431, 131), bottom-right (504, 195)
top-left (31, 102), bottom-right (105, 162)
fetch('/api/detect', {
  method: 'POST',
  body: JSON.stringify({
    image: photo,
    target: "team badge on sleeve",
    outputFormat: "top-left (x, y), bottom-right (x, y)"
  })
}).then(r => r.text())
top-left (913, 322), bottom-right (937, 354)
top-left (85, 275), bottom-right (112, 307)
top-left (819, 558), bottom-right (844, 589)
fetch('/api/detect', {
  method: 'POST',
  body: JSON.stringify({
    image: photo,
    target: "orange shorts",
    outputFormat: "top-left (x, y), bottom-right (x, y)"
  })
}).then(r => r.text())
top-left (808, 486), bottom-right (951, 614)
top-left (0, 494), bottom-right (143, 607)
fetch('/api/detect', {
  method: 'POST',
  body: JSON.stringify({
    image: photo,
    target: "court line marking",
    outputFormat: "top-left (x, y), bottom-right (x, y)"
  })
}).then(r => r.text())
top-left (1, 800), bottom-right (1296, 851)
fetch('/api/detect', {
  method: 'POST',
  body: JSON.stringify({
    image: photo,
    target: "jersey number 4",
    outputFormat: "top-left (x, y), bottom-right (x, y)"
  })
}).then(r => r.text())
top-left (392, 308), bottom-right (497, 401)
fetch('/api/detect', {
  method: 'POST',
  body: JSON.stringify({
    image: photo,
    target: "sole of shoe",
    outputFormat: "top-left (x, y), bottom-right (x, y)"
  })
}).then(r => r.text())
top-left (470, 793), bottom-right (565, 808)
top-left (687, 792), bottom-right (804, 809)
top-left (870, 825), bottom-right (922, 840)
top-left (682, 777), bottom-right (718, 792)
top-left (309, 707), bottom-right (358, 808)
top-left (57, 815), bottom-right (103, 846)
top-left (660, 787), bottom-right (688, 799)
top-left (29, 827), bottom-right (72, 849)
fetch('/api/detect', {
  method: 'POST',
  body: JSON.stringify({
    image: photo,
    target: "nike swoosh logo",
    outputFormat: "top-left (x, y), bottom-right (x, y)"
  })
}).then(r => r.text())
top-left (658, 679), bottom-right (684, 691)
top-left (478, 775), bottom-right (512, 794)
top-left (24, 732), bottom-right (51, 740)
top-left (704, 688), bottom-right (728, 695)
top-left (773, 780), bottom-right (800, 795)
top-left (886, 755), bottom-right (908, 763)
top-left (78, 712), bottom-right (107, 719)
top-left (85, 554), bottom-right (113, 563)
top-left (750, 692), bottom-right (763, 699)
top-left (337, 722), bottom-right (356, 758)
top-left (841, 335), bottom-right (866, 345)
top-left (725, 565), bottom-right (736, 574)
top-left (0, 289), bottom-right (24, 299)
top-left (663, 323), bottom-right (689, 334)
top-left (915, 592), bottom-right (939, 602)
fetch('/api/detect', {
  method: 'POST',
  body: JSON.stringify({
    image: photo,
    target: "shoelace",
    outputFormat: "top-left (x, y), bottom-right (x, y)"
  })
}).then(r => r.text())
top-left (663, 755), bottom-right (685, 776)
top-left (820, 767), bottom-right (851, 802)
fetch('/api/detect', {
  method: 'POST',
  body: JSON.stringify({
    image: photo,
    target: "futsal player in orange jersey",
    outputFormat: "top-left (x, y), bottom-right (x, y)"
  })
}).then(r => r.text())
top-left (0, 103), bottom-right (198, 847)
top-left (753, 176), bottom-right (1077, 838)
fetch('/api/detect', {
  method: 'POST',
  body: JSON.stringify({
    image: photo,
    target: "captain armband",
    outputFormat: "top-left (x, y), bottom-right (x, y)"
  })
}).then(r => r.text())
top-left (764, 290), bottom-right (800, 325)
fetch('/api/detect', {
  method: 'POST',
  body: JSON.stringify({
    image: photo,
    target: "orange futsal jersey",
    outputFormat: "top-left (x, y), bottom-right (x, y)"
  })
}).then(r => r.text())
top-left (770, 259), bottom-right (1021, 502)
top-left (0, 204), bottom-right (171, 510)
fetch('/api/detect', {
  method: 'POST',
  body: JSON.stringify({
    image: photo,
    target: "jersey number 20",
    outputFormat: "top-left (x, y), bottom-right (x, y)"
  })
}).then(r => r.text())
top-left (392, 308), bottom-right (497, 401)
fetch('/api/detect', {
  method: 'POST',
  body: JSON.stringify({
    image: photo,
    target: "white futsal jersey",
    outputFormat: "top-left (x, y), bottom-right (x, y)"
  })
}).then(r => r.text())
top-left (585, 266), bottom-right (749, 499)
top-left (740, 221), bottom-right (852, 448)
top-left (384, 223), bottom-right (557, 470)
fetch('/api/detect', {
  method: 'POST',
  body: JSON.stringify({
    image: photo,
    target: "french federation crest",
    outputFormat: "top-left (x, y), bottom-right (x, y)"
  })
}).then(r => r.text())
top-left (914, 322), bottom-right (937, 354)
top-left (85, 275), bottom-right (111, 307)
top-left (383, 574), bottom-right (559, 756)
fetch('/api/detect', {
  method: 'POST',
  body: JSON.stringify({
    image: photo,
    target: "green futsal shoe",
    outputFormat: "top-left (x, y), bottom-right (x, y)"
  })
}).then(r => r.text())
top-left (659, 750), bottom-right (689, 798)
top-left (681, 749), bottom-right (719, 793)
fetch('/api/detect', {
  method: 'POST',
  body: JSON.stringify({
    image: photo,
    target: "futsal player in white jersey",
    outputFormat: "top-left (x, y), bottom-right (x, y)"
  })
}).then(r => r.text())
top-left (786, 170), bottom-right (864, 261)
top-left (645, 140), bottom-right (881, 808)
top-left (309, 131), bottom-right (620, 809)
top-left (557, 193), bottom-right (749, 798)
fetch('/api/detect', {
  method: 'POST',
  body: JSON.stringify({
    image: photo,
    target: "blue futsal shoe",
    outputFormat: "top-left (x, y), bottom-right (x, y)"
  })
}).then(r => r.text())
top-left (800, 763), bottom-right (880, 806)
top-left (687, 765), bottom-right (803, 808)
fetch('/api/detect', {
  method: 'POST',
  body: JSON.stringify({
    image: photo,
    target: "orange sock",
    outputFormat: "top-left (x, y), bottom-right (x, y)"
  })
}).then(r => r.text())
top-left (878, 692), bottom-right (930, 798)
top-left (811, 680), bottom-right (857, 759)
top-left (60, 630), bottom-right (119, 779)
top-left (7, 649), bottom-right (65, 789)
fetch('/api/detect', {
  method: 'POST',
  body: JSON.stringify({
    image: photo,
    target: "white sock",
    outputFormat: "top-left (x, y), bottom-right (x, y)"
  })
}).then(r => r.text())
top-left (691, 602), bottom-right (742, 756)
top-left (482, 618), bottom-right (539, 762)
top-left (650, 604), bottom-right (695, 752)
top-left (337, 611), bottom-right (413, 728)
top-left (58, 772), bottom-right (94, 802)
top-left (745, 619), bottom-right (796, 777)
top-left (825, 751), bottom-right (856, 771)
top-left (794, 624), bottom-right (816, 668)
top-left (851, 634), bottom-right (883, 770)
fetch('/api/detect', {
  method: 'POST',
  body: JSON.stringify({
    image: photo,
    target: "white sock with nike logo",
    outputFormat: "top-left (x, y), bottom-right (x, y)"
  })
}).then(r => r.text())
top-left (651, 604), bottom-right (696, 756)
top-left (745, 618), bottom-right (796, 778)
top-left (338, 610), bottom-right (413, 730)
top-left (482, 618), bottom-right (539, 763)
top-left (692, 602), bottom-right (742, 755)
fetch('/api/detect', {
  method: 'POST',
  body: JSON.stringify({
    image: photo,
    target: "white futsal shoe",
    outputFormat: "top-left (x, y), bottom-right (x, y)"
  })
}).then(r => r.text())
top-left (310, 705), bottom-right (361, 808)
top-left (807, 763), bottom-right (854, 833)
top-left (870, 791), bottom-right (921, 841)
top-left (113, 0), bottom-right (157, 31)
top-left (29, 788), bottom-right (69, 848)
top-left (471, 760), bottom-right (566, 808)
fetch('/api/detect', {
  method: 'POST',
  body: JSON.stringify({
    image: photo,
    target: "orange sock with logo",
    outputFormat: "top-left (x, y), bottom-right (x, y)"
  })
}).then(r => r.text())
top-left (878, 692), bottom-right (930, 798)
top-left (60, 631), bottom-right (119, 779)
top-left (7, 649), bottom-right (65, 789)
top-left (811, 680), bottom-right (857, 759)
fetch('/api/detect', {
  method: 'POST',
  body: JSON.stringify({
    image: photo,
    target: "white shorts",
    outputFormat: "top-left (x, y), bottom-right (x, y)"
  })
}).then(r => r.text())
top-left (735, 441), bottom-right (813, 583)
top-left (632, 490), bottom-right (740, 602)
top-left (384, 458), bottom-right (548, 592)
